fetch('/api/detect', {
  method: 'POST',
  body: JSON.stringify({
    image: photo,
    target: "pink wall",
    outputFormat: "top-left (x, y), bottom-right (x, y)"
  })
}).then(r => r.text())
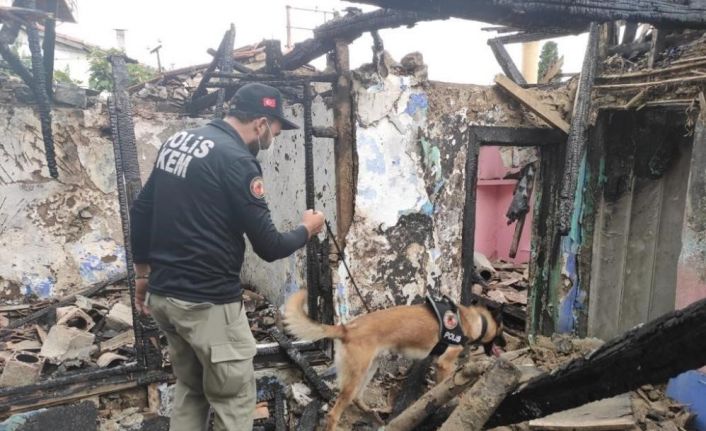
top-left (474, 146), bottom-right (533, 263)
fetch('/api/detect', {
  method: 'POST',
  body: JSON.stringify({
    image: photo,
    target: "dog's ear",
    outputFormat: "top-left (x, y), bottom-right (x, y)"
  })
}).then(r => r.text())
top-left (491, 304), bottom-right (504, 324)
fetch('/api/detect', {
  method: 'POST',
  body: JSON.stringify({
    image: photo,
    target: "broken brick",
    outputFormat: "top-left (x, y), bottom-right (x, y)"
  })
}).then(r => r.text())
top-left (0, 351), bottom-right (45, 387)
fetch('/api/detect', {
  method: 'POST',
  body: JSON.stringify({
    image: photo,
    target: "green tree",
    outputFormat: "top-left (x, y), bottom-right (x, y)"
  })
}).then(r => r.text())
top-left (54, 65), bottom-right (82, 86)
top-left (88, 48), bottom-right (156, 92)
top-left (538, 41), bottom-right (560, 82)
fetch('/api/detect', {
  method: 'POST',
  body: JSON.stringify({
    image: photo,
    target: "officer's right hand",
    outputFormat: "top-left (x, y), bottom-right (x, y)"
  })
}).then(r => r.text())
top-left (302, 210), bottom-right (325, 238)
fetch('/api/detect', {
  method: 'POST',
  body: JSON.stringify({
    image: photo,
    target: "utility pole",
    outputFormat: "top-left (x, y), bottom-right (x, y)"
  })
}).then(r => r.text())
top-left (149, 42), bottom-right (163, 73)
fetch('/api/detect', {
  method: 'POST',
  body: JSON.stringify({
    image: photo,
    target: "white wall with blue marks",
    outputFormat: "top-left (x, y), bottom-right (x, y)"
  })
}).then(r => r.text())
top-left (0, 100), bottom-right (205, 302)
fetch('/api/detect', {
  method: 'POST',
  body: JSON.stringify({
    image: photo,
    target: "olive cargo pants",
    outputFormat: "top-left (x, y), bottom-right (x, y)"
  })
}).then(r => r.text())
top-left (148, 292), bottom-right (257, 431)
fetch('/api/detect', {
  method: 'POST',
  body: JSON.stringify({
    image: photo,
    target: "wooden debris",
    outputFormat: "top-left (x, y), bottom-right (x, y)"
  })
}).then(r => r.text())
top-left (595, 74), bottom-right (706, 90)
top-left (487, 296), bottom-right (706, 427)
top-left (529, 394), bottom-right (635, 430)
top-left (0, 314), bottom-right (8, 328)
top-left (439, 359), bottom-right (521, 431)
top-left (488, 38), bottom-right (527, 85)
top-left (386, 359), bottom-right (491, 431)
top-left (495, 74), bottom-right (571, 134)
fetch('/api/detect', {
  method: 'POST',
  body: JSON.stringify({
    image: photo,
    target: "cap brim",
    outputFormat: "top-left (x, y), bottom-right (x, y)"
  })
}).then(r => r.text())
top-left (275, 116), bottom-right (300, 130)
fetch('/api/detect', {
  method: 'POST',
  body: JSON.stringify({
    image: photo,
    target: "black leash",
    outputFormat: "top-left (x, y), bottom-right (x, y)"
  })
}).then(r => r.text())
top-left (324, 220), bottom-right (371, 313)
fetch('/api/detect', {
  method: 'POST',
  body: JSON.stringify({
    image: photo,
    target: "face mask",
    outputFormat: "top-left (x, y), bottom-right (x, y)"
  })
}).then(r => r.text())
top-left (256, 119), bottom-right (275, 153)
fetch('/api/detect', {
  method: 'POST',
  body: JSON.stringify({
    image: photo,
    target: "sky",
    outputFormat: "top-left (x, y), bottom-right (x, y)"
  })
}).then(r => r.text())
top-left (56, 0), bottom-right (589, 85)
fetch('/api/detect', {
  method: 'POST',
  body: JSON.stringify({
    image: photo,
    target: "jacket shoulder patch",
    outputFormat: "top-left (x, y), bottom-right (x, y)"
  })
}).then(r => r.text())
top-left (250, 176), bottom-right (265, 199)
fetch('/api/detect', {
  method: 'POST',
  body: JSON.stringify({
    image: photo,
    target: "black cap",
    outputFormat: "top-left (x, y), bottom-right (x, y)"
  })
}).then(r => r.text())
top-left (228, 83), bottom-right (299, 130)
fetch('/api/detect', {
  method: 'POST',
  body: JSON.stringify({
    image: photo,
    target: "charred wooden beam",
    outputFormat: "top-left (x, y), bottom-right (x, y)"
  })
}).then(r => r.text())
top-left (460, 127), bottom-right (481, 306)
top-left (333, 40), bottom-right (356, 247)
top-left (210, 71), bottom-right (338, 82)
top-left (281, 8), bottom-right (444, 71)
top-left (473, 126), bottom-right (569, 147)
top-left (386, 360), bottom-right (490, 431)
top-left (42, 0), bottom-right (59, 99)
top-left (487, 296), bottom-right (706, 427)
top-left (495, 74), bottom-right (571, 134)
top-left (0, 41), bottom-right (35, 85)
top-left (439, 359), bottom-right (520, 431)
top-left (108, 54), bottom-right (162, 369)
top-left (391, 356), bottom-right (436, 418)
top-left (488, 38), bottom-right (527, 85)
top-left (0, 367), bottom-right (169, 418)
top-left (26, 21), bottom-right (57, 178)
top-left (312, 126), bottom-right (338, 139)
top-left (269, 327), bottom-right (334, 401)
top-left (214, 24), bottom-right (235, 119)
top-left (0, 273), bottom-right (126, 338)
top-left (189, 28), bottom-right (230, 111)
top-left (297, 399), bottom-right (322, 431)
top-left (264, 39), bottom-right (283, 74)
top-left (558, 23), bottom-right (600, 234)
top-left (352, 0), bottom-right (706, 30)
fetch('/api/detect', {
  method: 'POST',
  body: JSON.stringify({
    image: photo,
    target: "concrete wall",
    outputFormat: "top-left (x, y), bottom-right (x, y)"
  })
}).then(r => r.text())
top-left (333, 72), bottom-right (567, 321)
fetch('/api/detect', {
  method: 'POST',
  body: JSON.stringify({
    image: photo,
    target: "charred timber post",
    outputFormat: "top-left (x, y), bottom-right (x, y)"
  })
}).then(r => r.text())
top-left (439, 359), bottom-right (520, 431)
top-left (488, 296), bottom-right (706, 427)
top-left (461, 129), bottom-right (481, 305)
top-left (269, 328), bottom-right (334, 401)
top-left (386, 360), bottom-right (490, 431)
top-left (41, 13), bottom-right (56, 98)
top-left (488, 38), bottom-right (527, 85)
top-left (333, 40), bottom-right (356, 248)
top-left (214, 24), bottom-right (235, 119)
top-left (264, 39), bottom-right (283, 74)
top-left (303, 83), bottom-right (321, 322)
top-left (188, 28), bottom-right (230, 115)
top-left (558, 22), bottom-right (599, 234)
top-left (26, 22), bottom-right (58, 178)
top-left (109, 54), bottom-right (162, 370)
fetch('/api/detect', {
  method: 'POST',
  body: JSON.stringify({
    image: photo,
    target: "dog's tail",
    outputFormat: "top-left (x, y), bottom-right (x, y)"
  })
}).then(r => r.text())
top-left (284, 289), bottom-right (345, 341)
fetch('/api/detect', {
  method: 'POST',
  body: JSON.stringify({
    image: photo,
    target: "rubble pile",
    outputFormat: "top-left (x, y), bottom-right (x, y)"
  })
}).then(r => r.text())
top-left (0, 279), bottom-right (136, 388)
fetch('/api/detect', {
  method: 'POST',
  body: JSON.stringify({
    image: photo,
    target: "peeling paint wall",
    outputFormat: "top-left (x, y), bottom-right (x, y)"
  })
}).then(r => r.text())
top-left (240, 94), bottom-right (336, 307)
top-left (0, 96), bottom-right (206, 301)
top-left (334, 72), bottom-right (563, 320)
top-left (1, 86), bottom-right (333, 306)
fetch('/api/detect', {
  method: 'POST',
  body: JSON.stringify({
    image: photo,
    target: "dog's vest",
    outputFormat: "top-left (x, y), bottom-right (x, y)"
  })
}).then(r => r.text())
top-left (425, 294), bottom-right (487, 356)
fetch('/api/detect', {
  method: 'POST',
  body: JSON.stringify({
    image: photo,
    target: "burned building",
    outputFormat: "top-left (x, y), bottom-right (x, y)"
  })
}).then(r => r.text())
top-left (1, 1), bottom-right (706, 430)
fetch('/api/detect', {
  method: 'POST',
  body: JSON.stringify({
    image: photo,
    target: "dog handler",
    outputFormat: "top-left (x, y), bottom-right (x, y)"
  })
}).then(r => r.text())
top-left (129, 83), bottom-right (325, 430)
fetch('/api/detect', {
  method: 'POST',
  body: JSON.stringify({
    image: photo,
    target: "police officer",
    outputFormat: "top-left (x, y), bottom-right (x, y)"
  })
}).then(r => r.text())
top-left (129, 83), bottom-right (325, 431)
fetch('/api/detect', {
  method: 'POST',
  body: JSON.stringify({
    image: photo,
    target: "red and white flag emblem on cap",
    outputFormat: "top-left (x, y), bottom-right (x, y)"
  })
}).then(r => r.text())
top-left (262, 97), bottom-right (277, 108)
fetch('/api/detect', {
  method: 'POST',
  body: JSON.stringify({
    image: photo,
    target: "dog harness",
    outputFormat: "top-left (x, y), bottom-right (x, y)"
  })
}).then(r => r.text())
top-left (425, 294), bottom-right (487, 356)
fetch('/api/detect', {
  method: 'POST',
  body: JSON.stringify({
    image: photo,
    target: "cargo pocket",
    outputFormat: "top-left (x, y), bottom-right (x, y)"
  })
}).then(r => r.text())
top-left (205, 341), bottom-right (256, 398)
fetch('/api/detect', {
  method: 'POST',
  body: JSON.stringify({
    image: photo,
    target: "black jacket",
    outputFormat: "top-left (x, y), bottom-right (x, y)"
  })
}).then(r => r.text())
top-left (129, 119), bottom-right (308, 304)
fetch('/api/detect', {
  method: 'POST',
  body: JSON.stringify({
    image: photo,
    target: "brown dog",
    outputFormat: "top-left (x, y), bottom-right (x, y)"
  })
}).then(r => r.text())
top-left (284, 289), bottom-right (506, 430)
